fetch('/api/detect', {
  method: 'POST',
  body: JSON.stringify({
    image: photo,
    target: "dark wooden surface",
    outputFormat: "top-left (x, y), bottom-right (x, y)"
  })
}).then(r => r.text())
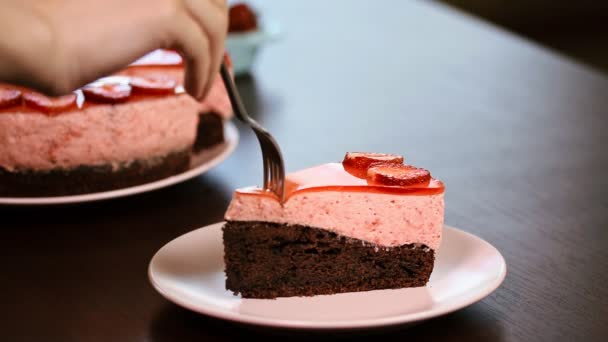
top-left (2, 1), bottom-right (607, 341)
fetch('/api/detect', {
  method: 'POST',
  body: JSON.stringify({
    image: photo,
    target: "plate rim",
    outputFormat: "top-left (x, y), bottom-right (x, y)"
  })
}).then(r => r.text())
top-left (0, 121), bottom-right (239, 206)
top-left (148, 222), bottom-right (507, 330)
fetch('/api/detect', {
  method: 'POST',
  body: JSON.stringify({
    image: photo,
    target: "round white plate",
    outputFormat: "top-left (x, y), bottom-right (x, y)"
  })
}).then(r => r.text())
top-left (0, 122), bottom-right (239, 206)
top-left (149, 222), bottom-right (507, 330)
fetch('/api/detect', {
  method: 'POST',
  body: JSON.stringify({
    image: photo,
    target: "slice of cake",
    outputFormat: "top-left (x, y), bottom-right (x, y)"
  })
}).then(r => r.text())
top-left (0, 76), bottom-right (199, 197)
top-left (223, 152), bottom-right (445, 298)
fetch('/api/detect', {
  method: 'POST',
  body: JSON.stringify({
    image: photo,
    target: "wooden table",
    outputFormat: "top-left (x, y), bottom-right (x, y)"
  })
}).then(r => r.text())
top-left (2, 1), bottom-right (607, 340)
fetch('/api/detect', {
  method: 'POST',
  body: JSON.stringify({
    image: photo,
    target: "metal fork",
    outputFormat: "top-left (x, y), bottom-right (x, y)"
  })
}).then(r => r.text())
top-left (219, 63), bottom-right (285, 203)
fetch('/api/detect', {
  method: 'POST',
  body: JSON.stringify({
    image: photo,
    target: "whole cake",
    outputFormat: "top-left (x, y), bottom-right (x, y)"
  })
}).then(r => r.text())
top-left (0, 77), bottom-right (200, 196)
top-left (223, 152), bottom-right (445, 298)
top-left (0, 50), bottom-right (232, 197)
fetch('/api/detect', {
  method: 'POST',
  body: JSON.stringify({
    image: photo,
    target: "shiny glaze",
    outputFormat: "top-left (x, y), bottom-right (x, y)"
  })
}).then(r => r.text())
top-left (0, 76), bottom-right (183, 115)
top-left (22, 92), bottom-right (78, 115)
top-left (236, 163), bottom-right (445, 202)
top-left (0, 49), bottom-right (229, 115)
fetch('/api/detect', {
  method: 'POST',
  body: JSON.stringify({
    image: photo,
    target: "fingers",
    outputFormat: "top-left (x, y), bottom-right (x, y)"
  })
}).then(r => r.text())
top-left (5, 0), bottom-right (227, 100)
top-left (166, 12), bottom-right (211, 99)
top-left (183, 0), bottom-right (228, 98)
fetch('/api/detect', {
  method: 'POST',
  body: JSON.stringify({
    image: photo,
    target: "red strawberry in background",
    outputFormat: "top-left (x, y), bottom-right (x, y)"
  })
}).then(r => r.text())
top-left (229, 3), bottom-right (258, 32)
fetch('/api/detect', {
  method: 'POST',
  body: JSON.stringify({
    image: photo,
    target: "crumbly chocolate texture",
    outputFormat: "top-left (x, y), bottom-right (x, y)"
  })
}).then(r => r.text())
top-left (194, 112), bottom-right (224, 152)
top-left (0, 149), bottom-right (190, 197)
top-left (223, 221), bottom-right (435, 299)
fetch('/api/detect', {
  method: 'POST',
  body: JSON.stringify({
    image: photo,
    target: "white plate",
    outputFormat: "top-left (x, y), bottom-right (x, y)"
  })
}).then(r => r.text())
top-left (148, 222), bottom-right (507, 330)
top-left (0, 122), bottom-right (239, 206)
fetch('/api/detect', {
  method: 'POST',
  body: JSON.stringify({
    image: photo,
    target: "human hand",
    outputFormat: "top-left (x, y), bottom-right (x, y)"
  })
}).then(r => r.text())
top-left (0, 0), bottom-right (228, 99)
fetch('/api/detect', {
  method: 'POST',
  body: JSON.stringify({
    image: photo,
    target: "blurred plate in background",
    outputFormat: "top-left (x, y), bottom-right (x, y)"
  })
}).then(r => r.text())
top-left (226, 19), bottom-right (281, 76)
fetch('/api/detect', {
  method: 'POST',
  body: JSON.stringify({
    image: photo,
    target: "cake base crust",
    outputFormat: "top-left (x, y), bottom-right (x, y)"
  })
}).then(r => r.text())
top-left (0, 149), bottom-right (190, 197)
top-left (223, 221), bottom-right (435, 299)
top-left (194, 113), bottom-right (224, 152)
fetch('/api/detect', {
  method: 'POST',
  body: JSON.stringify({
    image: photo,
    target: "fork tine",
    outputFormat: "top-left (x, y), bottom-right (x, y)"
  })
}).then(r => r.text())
top-left (265, 147), bottom-right (276, 188)
top-left (270, 159), bottom-right (278, 185)
top-left (268, 149), bottom-right (285, 201)
top-left (262, 137), bottom-right (285, 201)
top-left (261, 143), bottom-right (275, 188)
top-left (253, 126), bottom-right (284, 200)
top-left (263, 158), bottom-right (270, 189)
top-left (261, 149), bottom-right (271, 190)
top-left (253, 128), bottom-right (270, 189)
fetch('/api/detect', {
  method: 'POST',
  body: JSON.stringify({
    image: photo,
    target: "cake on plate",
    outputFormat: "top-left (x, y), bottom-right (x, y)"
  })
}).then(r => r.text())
top-left (0, 77), bottom-right (200, 197)
top-left (0, 50), bottom-right (233, 197)
top-left (223, 152), bottom-right (445, 298)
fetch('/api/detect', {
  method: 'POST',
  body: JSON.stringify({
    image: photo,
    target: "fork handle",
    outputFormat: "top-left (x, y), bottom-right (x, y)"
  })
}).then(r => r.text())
top-left (220, 63), bottom-right (249, 124)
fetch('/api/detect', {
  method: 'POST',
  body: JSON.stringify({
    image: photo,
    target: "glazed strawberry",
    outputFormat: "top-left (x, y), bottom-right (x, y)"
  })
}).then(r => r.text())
top-left (130, 77), bottom-right (176, 95)
top-left (23, 91), bottom-right (77, 114)
top-left (367, 164), bottom-right (431, 187)
top-left (342, 152), bottom-right (404, 178)
top-left (0, 88), bottom-right (22, 109)
top-left (229, 3), bottom-right (258, 32)
top-left (83, 83), bottom-right (131, 103)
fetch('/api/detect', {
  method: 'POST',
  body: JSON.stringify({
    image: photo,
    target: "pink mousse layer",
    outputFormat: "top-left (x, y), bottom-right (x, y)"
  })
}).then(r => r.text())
top-left (119, 68), bottom-right (231, 119)
top-left (225, 164), bottom-right (445, 249)
top-left (0, 95), bottom-right (199, 171)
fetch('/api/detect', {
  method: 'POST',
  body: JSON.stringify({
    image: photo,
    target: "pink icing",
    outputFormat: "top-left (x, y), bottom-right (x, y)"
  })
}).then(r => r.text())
top-left (0, 95), bottom-right (199, 171)
top-left (197, 75), bottom-right (232, 117)
top-left (225, 191), bottom-right (444, 249)
top-left (224, 163), bottom-right (445, 249)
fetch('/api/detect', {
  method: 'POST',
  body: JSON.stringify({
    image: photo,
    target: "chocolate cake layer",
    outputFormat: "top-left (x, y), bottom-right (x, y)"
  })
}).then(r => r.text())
top-left (223, 221), bottom-right (435, 299)
top-left (0, 149), bottom-right (190, 197)
top-left (194, 112), bottom-right (224, 152)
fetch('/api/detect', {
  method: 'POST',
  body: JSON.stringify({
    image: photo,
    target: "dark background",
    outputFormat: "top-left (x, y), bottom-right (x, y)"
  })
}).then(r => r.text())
top-left (438, 0), bottom-right (608, 73)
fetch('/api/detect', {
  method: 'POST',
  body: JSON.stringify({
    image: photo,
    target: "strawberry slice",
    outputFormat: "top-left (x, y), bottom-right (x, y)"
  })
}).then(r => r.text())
top-left (23, 91), bottom-right (77, 114)
top-left (342, 152), bottom-right (404, 178)
top-left (229, 3), bottom-right (258, 32)
top-left (83, 83), bottom-right (131, 103)
top-left (129, 77), bottom-right (176, 95)
top-left (0, 88), bottom-right (22, 109)
top-left (367, 164), bottom-right (431, 187)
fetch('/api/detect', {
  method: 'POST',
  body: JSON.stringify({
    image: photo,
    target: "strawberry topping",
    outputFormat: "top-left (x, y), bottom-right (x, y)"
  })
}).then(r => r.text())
top-left (0, 88), bottom-right (22, 109)
top-left (2, 74), bottom-right (184, 115)
top-left (342, 152), bottom-right (404, 178)
top-left (129, 77), bottom-right (176, 95)
top-left (367, 164), bottom-right (431, 187)
top-left (83, 83), bottom-right (131, 103)
top-left (229, 3), bottom-right (258, 32)
top-left (23, 91), bottom-right (77, 114)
